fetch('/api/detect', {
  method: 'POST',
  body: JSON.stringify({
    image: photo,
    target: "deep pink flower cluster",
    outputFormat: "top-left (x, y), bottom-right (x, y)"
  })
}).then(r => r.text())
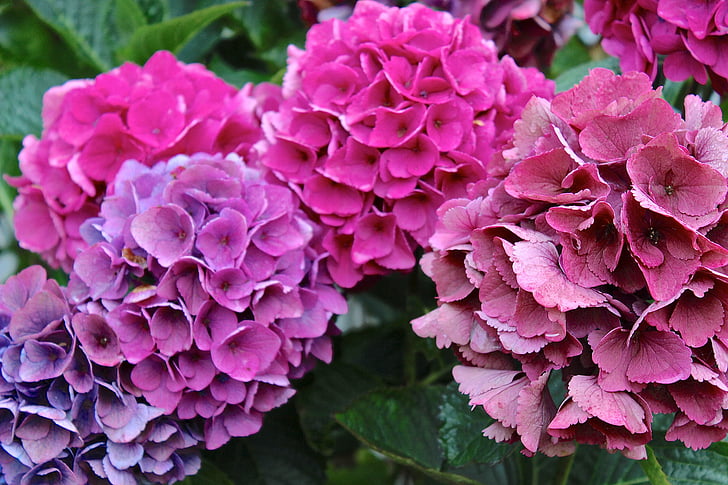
top-left (586, 0), bottom-right (728, 93)
top-left (412, 68), bottom-right (728, 458)
top-left (68, 152), bottom-right (346, 451)
top-left (0, 266), bottom-right (201, 484)
top-left (8, 51), bottom-right (282, 271)
top-left (261, 0), bottom-right (554, 288)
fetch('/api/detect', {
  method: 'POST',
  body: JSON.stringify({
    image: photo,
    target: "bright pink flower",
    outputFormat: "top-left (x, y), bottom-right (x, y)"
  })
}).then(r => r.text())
top-left (262, 0), bottom-right (554, 288)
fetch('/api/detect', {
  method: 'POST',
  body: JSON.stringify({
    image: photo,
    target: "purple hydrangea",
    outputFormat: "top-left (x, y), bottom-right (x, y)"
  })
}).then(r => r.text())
top-left (412, 69), bottom-right (728, 458)
top-left (262, 0), bottom-right (554, 288)
top-left (0, 266), bottom-right (201, 484)
top-left (68, 152), bottom-right (346, 451)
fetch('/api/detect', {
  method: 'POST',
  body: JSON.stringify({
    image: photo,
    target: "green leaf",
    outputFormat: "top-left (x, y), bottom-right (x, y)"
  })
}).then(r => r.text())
top-left (566, 445), bottom-right (645, 485)
top-left (116, 2), bottom-right (248, 64)
top-left (548, 35), bottom-right (591, 79)
top-left (438, 383), bottom-right (512, 467)
top-left (114, 0), bottom-right (148, 43)
top-left (24, 0), bottom-right (116, 73)
top-left (296, 362), bottom-right (384, 454)
top-left (553, 56), bottom-right (621, 93)
top-left (0, 67), bottom-right (68, 139)
top-left (0, 3), bottom-right (79, 74)
top-left (641, 446), bottom-right (671, 485)
top-left (211, 404), bottom-right (326, 485)
top-left (336, 386), bottom-right (445, 471)
top-left (178, 458), bottom-right (235, 485)
top-left (650, 437), bottom-right (728, 485)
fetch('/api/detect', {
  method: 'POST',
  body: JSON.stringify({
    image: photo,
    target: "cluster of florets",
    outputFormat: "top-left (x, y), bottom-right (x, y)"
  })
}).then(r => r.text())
top-left (412, 68), bottom-right (728, 458)
top-left (261, 0), bottom-right (554, 288)
top-left (8, 50), bottom-right (282, 271)
top-left (0, 265), bottom-right (202, 484)
top-left (421, 0), bottom-right (578, 69)
top-left (69, 152), bottom-right (345, 451)
top-left (586, 0), bottom-right (728, 93)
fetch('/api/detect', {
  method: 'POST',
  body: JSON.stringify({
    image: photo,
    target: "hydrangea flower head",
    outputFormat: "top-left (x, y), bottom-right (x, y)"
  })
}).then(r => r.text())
top-left (0, 266), bottom-right (201, 484)
top-left (412, 68), bottom-right (728, 457)
top-left (262, 0), bottom-right (554, 288)
top-left (8, 51), bottom-right (282, 271)
top-left (585, 0), bottom-right (728, 93)
top-left (69, 152), bottom-right (346, 451)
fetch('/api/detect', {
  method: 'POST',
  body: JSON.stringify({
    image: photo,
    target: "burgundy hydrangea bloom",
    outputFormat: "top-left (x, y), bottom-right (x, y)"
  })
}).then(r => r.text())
top-left (421, 0), bottom-right (579, 69)
top-left (585, 0), bottom-right (728, 93)
top-left (0, 266), bottom-right (201, 485)
top-left (7, 51), bottom-right (282, 271)
top-left (262, 0), bottom-right (553, 288)
top-left (68, 152), bottom-right (346, 451)
top-left (412, 68), bottom-right (728, 458)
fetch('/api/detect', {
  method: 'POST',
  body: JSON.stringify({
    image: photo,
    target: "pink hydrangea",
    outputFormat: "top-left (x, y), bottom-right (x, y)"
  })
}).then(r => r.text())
top-left (585, 0), bottom-right (728, 93)
top-left (68, 153), bottom-right (346, 450)
top-left (412, 68), bottom-right (728, 458)
top-left (261, 0), bottom-right (553, 288)
top-left (7, 51), bottom-right (282, 271)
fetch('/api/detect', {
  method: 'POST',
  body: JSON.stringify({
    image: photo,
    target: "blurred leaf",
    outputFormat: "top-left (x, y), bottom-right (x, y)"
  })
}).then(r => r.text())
top-left (0, 2), bottom-right (79, 73)
top-left (0, 67), bottom-right (68, 139)
top-left (238, 0), bottom-right (304, 50)
top-left (553, 56), bottom-right (621, 93)
top-left (566, 444), bottom-right (644, 485)
top-left (326, 448), bottom-right (392, 485)
top-left (339, 325), bottom-right (407, 383)
top-left (438, 383), bottom-right (512, 467)
top-left (24, 0), bottom-right (117, 73)
top-left (549, 35), bottom-right (591, 79)
top-left (296, 362), bottom-right (384, 454)
top-left (179, 458), bottom-right (235, 485)
top-left (114, 0), bottom-right (148, 44)
top-left (116, 2), bottom-right (248, 64)
top-left (212, 404), bottom-right (326, 485)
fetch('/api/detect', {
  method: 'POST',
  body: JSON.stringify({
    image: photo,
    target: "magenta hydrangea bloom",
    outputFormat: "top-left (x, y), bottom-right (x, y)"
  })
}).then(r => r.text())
top-left (7, 51), bottom-right (282, 271)
top-left (585, 0), bottom-right (728, 93)
top-left (412, 68), bottom-right (728, 458)
top-left (68, 152), bottom-right (346, 451)
top-left (261, 0), bottom-right (554, 288)
top-left (0, 266), bottom-right (201, 485)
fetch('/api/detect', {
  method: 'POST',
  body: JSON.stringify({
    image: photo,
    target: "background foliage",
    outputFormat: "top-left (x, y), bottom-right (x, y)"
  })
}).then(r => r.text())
top-left (0, 1), bottom-right (726, 484)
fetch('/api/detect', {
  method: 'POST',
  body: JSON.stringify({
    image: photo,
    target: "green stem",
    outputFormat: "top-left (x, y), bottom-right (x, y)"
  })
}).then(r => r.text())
top-left (419, 362), bottom-right (454, 386)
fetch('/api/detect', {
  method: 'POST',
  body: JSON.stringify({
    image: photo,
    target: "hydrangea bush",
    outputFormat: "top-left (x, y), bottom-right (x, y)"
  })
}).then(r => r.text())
top-left (585, 0), bottom-right (728, 93)
top-left (413, 68), bottom-right (728, 458)
top-left (262, 0), bottom-right (554, 288)
top-left (7, 51), bottom-right (281, 271)
top-left (5, 0), bottom-right (728, 484)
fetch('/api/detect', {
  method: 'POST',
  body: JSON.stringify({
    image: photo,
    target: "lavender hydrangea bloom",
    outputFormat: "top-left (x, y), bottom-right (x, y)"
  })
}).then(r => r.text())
top-left (70, 152), bottom-right (346, 450)
top-left (0, 266), bottom-right (199, 485)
